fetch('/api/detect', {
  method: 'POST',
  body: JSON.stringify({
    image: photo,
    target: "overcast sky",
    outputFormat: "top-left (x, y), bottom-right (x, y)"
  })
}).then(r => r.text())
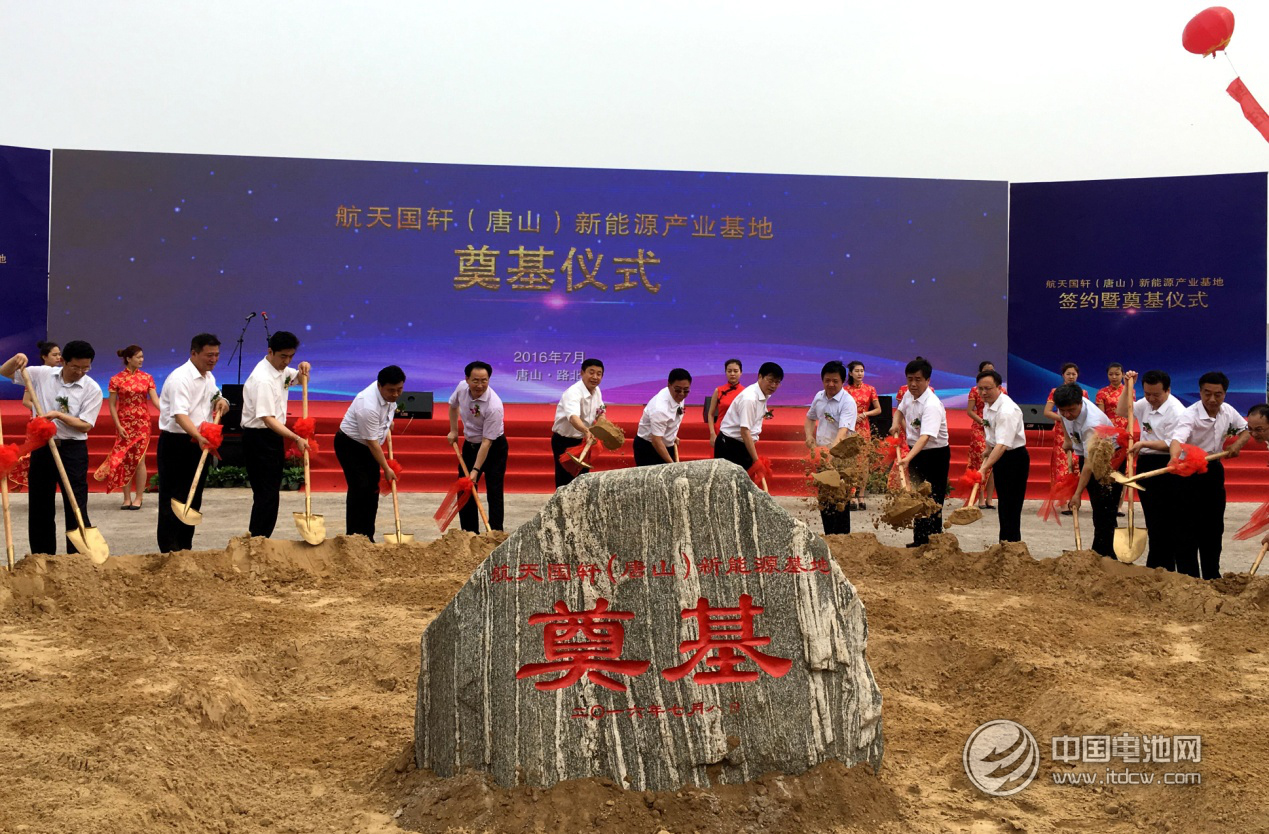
top-left (3, 1), bottom-right (1267, 182)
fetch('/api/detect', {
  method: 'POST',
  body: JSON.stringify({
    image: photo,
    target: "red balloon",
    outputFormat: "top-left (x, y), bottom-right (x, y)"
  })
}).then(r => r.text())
top-left (1182, 6), bottom-right (1235, 56)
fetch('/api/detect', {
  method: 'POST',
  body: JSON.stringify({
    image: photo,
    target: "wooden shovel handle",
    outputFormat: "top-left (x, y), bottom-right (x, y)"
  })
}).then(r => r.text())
top-left (576, 436), bottom-right (596, 466)
top-left (386, 430), bottom-right (406, 539)
top-left (301, 377), bottom-right (312, 518)
top-left (452, 441), bottom-right (491, 532)
top-left (1119, 450), bottom-right (1231, 487)
top-left (0, 413), bottom-right (11, 569)
top-left (1068, 451), bottom-right (1082, 551)
top-left (183, 412), bottom-right (221, 511)
top-left (1251, 542), bottom-right (1269, 576)
top-left (894, 441), bottom-right (909, 491)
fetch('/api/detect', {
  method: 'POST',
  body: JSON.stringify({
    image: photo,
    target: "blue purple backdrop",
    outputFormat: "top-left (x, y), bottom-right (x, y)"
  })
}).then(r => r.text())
top-left (1008, 173), bottom-right (1267, 411)
top-left (46, 150), bottom-right (1008, 404)
top-left (0, 144), bottom-right (51, 394)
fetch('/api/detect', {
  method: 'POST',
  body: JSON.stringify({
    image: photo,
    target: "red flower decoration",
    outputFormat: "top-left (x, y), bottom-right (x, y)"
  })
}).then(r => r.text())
top-left (1235, 500), bottom-right (1269, 541)
top-left (21, 417), bottom-right (57, 454)
top-left (380, 459), bottom-right (405, 494)
top-left (0, 443), bottom-right (21, 477)
top-left (1166, 443), bottom-right (1209, 477)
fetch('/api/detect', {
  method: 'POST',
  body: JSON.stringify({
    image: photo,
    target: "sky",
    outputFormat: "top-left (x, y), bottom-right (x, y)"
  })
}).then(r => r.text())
top-left (2, 1), bottom-right (1267, 183)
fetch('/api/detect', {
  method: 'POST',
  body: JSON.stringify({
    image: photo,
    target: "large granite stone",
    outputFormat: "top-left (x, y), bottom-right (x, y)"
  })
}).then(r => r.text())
top-left (415, 459), bottom-right (883, 791)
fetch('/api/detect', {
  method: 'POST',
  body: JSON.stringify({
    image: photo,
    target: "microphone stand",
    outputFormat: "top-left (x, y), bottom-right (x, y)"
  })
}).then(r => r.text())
top-left (262, 313), bottom-right (272, 346)
top-left (227, 313), bottom-right (256, 384)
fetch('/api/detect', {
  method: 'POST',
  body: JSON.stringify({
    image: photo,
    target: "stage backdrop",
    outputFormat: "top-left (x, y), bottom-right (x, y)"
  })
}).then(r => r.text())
top-left (0, 145), bottom-right (51, 400)
top-left (1008, 173), bottom-right (1267, 412)
top-left (48, 150), bottom-right (1008, 403)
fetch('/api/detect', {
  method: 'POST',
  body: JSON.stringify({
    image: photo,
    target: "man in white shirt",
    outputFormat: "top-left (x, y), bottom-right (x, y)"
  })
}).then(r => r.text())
top-left (551, 358), bottom-right (606, 488)
top-left (1, 342), bottom-right (103, 555)
top-left (715, 361), bottom-right (784, 473)
top-left (804, 361), bottom-right (857, 535)
top-left (241, 331), bottom-right (310, 538)
top-left (635, 369), bottom-right (692, 467)
top-left (1056, 383), bottom-right (1121, 558)
top-left (446, 361), bottom-right (507, 531)
top-left (1171, 371), bottom-right (1251, 579)
top-left (335, 365), bottom-right (405, 541)
top-left (1117, 369), bottom-right (1189, 571)
top-left (155, 333), bottom-right (230, 553)
top-left (893, 357), bottom-right (949, 547)
top-left (975, 369), bottom-right (1029, 543)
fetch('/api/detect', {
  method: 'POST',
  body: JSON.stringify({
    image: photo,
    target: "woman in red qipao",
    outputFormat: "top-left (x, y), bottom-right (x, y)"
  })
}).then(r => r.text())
top-left (845, 361), bottom-right (880, 509)
top-left (8, 341), bottom-right (62, 491)
top-left (707, 358), bottom-right (745, 445)
top-left (94, 345), bottom-right (160, 509)
top-left (1043, 362), bottom-right (1082, 513)
top-left (887, 383), bottom-right (918, 492)
top-left (965, 360), bottom-right (1004, 509)
top-left (1095, 362), bottom-right (1129, 431)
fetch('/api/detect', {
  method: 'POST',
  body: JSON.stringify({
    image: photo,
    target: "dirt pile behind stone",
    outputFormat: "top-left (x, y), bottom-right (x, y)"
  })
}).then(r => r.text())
top-left (1, 527), bottom-right (1267, 833)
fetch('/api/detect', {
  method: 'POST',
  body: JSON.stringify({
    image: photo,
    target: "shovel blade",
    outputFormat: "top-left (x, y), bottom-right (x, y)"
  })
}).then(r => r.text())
top-left (68, 526), bottom-right (110, 565)
top-left (1110, 471), bottom-right (1145, 491)
top-left (293, 512), bottom-right (326, 546)
top-left (382, 532), bottom-right (415, 545)
top-left (1112, 527), bottom-right (1148, 563)
top-left (170, 498), bottom-right (203, 526)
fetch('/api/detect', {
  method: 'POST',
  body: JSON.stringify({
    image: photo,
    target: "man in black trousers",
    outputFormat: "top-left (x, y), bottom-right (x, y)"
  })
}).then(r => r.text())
top-left (446, 361), bottom-right (507, 532)
top-left (241, 331), bottom-right (310, 537)
top-left (334, 365), bottom-right (405, 541)
top-left (156, 333), bottom-right (230, 553)
top-left (975, 368), bottom-right (1030, 543)
top-left (893, 357), bottom-right (950, 547)
top-left (1, 343), bottom-right (103, 555)
top-left (1057, 383), bottom-right (1122, 559)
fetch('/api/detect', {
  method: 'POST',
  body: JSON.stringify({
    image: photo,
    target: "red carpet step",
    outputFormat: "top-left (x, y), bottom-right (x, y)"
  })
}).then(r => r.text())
top-left (3, 401), bottom-right (1266, 501)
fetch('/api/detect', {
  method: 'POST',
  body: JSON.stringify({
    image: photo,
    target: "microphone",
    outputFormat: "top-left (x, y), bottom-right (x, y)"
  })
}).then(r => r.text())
top-left (261, 311), bottom-right (269, 321)
top-left (244, 312), bottom-right (257, 322)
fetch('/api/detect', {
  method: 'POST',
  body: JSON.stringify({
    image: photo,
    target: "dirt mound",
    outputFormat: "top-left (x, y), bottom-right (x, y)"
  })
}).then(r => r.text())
top-left (1, 528), bottom-right (1267, 832)
top-left (390, 760), bottom-right (900, 834)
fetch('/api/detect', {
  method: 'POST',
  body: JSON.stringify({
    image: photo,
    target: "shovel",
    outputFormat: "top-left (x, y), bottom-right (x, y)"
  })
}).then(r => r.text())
top-left (1111, 450), bottom-right (1232, 490)
top-left (1069, 452), bottom-right (1082, 551)
top-left (0, 414), bottom-right (14, 569)
top-left (1250, 542), bottom-right (1268, 576)
top-left (171, 412), bottom-right (220, 526)
top-left (21, 369), bottom-right (109, 564)
top-left (452, 442), bottom-right (491, 532)
top-left (560, 437), bottom-right (596, 477)
top-left (1113, 404), bottom-right (1147, 563)
top-left (292, 378), bottom-right (325, 545)
top-left (382, 430), bottom-right (413, 545)
top-left (944, 484), bottom-right (983, 528)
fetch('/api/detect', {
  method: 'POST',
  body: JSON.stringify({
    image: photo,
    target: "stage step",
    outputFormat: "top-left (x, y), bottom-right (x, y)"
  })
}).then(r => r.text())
top-left (4, 402), bottom-right (1266, 502)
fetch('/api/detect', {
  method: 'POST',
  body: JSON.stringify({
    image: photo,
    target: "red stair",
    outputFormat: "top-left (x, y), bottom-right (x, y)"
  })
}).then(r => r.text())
top-left (4, 401), bottom-right (1266, 501)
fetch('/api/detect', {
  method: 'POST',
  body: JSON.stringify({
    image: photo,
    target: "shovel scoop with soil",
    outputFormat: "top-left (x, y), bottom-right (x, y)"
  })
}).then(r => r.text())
top-left (879, 482), bottom-right (939, 530)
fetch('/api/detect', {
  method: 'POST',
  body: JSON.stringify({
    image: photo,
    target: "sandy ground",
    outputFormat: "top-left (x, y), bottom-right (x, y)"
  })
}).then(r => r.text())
top-left (0, 489), bottom-right (1267, 833)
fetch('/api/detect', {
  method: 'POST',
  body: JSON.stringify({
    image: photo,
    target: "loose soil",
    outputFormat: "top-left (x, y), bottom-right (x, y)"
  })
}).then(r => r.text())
top-left (878, 484), bottom-right (939, 530)
top-left (1, 529), bottom-right (1266, 833)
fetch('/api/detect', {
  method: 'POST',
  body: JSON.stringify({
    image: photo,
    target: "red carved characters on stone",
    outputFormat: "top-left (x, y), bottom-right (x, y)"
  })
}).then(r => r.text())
top-left (516, 599), bottom-right (651, 692)
top-left (662, 594), bottom-right (793, 685)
